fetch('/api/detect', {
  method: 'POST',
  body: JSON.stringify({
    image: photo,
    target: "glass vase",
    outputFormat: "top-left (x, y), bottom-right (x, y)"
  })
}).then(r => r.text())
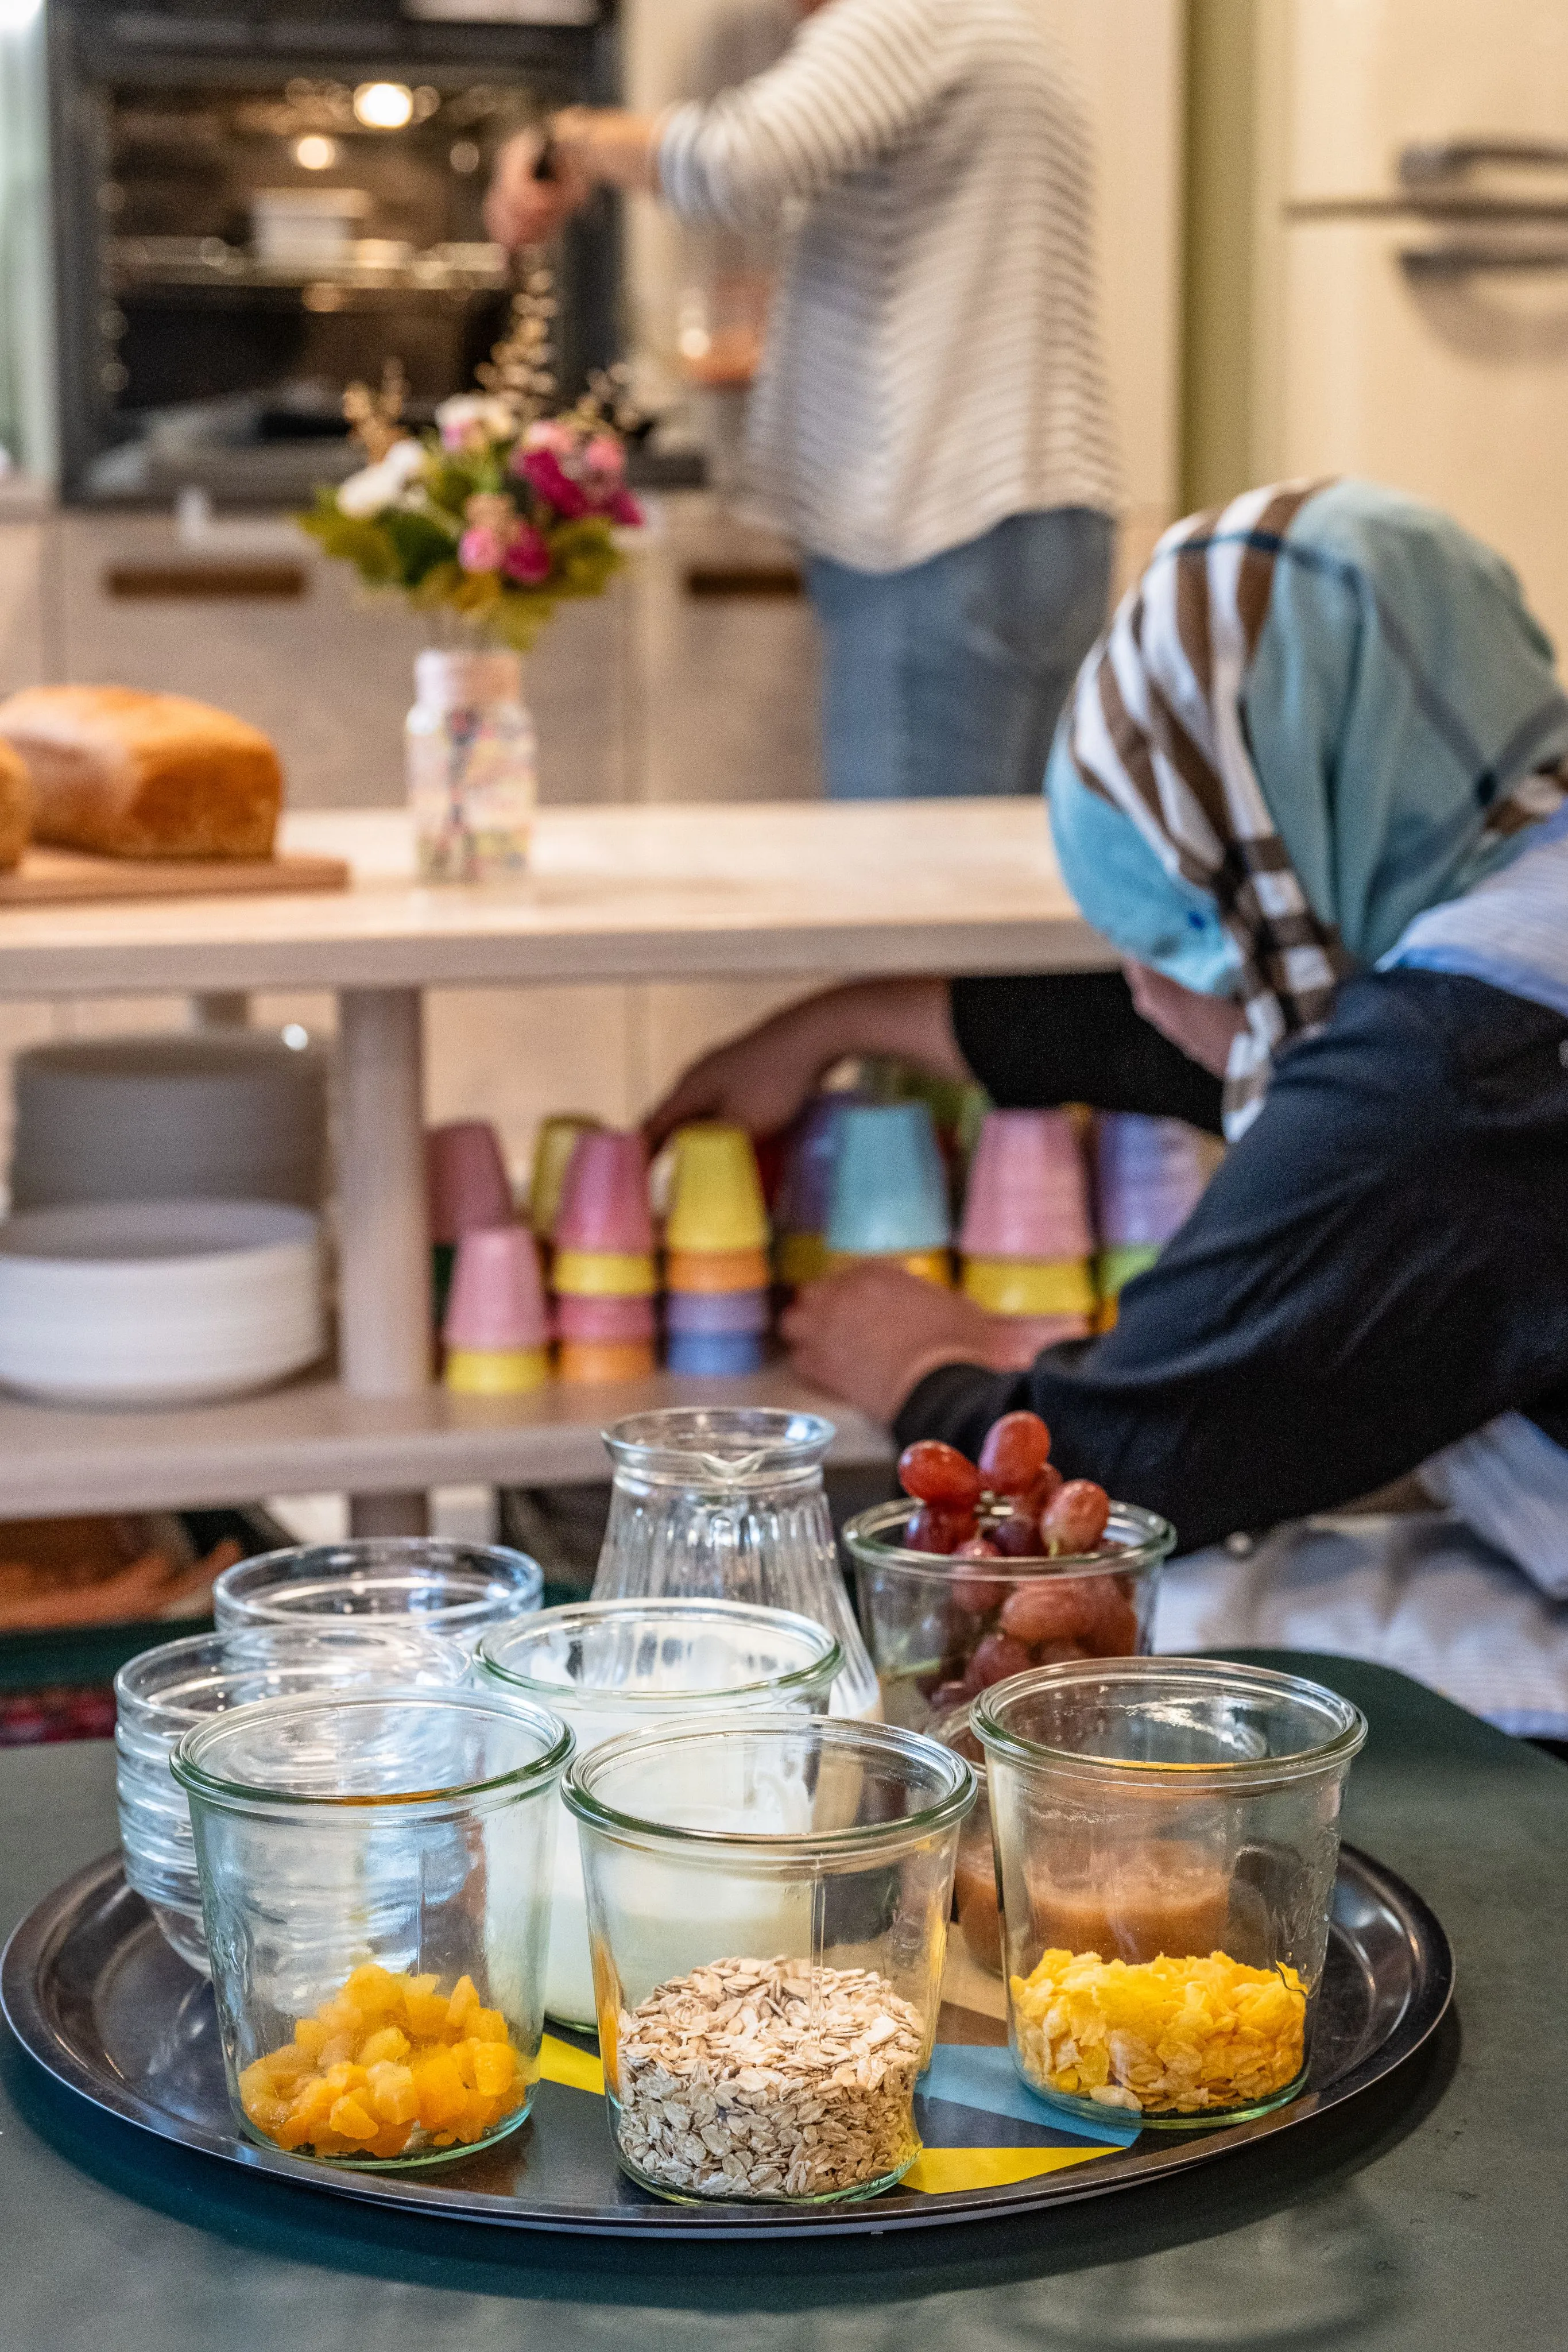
top-left (405, 647), bottom-right (536, 884)
top-left (589, 1409), bottom-right (881, 1719)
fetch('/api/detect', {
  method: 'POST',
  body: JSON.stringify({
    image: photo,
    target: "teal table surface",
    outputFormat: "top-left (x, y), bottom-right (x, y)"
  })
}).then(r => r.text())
top-left (2, 1651), bottom-right (1564, 2352)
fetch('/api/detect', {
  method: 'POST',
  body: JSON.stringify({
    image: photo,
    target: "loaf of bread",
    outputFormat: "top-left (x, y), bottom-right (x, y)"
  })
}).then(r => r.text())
top-left (0, 686), bottom-right (282, 860)
top-left (0, 737), bottom-right (30, 872)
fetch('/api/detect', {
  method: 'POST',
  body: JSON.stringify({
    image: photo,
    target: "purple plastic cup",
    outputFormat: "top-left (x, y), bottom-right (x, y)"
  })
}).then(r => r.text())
top-left (664, 1287), bottom-right (771, 1337)
top-left (427, 1121), bottom-right (514, 1245)
top-left (442, 1225), bottom-right (549, 1350)
top-left (775, 1092), bottom-right (865, 1237)
top-left (958, 1110), bottom-right (1093, 1260)
top-left (555, 1129), bottom-right (655, 1254)
top-left (1095, 1115), bottom-right (1211, 1247)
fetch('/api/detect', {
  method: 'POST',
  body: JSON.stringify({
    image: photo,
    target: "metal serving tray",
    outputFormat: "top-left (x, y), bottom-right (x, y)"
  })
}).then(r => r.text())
top-left (2, 1844), bottom-right (1452, 2241)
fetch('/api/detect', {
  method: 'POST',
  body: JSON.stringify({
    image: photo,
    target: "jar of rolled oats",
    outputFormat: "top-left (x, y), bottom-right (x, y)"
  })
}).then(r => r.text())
top-left (563, 1713), bottom-right (975, 2205)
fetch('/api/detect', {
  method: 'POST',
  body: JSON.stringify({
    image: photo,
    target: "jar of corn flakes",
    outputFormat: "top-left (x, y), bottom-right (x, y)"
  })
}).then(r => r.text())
top-left (974, 1658), bottom-right (1366, 2130)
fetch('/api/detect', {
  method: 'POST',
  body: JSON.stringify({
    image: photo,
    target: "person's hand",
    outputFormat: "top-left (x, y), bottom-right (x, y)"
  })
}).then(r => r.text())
top-left (1124, 960), bottom-right (1247, 1078)
top-left (780, 1264), bottom-right (1015, 1425)
top-left (645, 1000), bottom-right (840, 1150)
top-left (484, 126), bottom-right (590, 249)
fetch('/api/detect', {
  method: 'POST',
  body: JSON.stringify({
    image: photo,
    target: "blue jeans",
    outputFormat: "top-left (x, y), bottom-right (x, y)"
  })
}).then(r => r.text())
top-left (804, 506), bottom-right (1113, 800)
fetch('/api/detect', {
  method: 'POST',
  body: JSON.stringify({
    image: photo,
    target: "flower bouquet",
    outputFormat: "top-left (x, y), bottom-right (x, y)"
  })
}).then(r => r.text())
top-left (299, 275), bottom-right (644, 883)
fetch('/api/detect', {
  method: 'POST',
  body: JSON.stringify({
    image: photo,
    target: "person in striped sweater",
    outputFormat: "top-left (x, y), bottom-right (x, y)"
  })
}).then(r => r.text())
top-left (486, 0), bottom-right (1118, 799)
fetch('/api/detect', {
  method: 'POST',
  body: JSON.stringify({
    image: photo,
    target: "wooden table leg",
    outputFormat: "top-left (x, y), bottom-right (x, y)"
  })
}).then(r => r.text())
top-left (337, 987), bottom-right (432, 1539)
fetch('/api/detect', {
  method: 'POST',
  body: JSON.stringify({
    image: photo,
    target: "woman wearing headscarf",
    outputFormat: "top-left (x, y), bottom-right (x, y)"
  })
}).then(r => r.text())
top-left (647, 479), bottom-right (1568, 1582)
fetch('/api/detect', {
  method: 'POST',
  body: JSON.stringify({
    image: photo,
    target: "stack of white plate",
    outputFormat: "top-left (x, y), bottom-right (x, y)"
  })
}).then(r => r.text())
top-left (9, 1032), bottom-right (328, 1212)
top-left (0, 1200), bottom-right (325, 1406)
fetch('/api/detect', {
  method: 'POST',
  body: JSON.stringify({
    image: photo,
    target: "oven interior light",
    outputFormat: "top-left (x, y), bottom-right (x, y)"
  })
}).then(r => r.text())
top-left (353, 82), bottom-right (415, 131)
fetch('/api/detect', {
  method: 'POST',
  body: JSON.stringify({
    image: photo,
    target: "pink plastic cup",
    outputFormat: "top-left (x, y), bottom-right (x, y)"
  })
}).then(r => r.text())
top-left (441, 1224), bottom-right (550, 1350)
top-left (958, 1110), bottom-right (1094, 1260)
top-left (554, 1129), bottom-right (655, 1255)
top-left (427, 1121), bottom-right (515, 1244)
top-left (554, 1293), bottom-right (657, 1343)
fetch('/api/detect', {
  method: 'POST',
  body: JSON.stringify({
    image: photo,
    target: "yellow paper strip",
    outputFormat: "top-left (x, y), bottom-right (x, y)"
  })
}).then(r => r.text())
top-left (539, 2033), bottom-right (605, 2096)
top-left (904, 2144), bottom-right (1110, 2195)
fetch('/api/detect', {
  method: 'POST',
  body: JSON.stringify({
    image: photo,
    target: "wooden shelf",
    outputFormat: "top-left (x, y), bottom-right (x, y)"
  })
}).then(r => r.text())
top-left (0, 1366), bottom-right (893, 1519)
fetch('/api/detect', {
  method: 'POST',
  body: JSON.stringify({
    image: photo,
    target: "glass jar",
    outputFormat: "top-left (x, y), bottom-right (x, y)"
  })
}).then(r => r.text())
top-left (474, 1598), bottom-right (842, 2029)
top-left (174, 1687), bottom-right (571, 2168)
top-left (115, 1623), bottom-right (469, 1974)
top-left (842, 1498), bottom-right (1173, 1732)
top-left (212, 1537), bottom-right (543, 1651)
top-left (405, 647), bottom-right (536, 885)
top-left (930, 1704), bottom-right (1002, 1978)
top-left (974, 1658), bottom-right (1367, 2130)
top-left (564, 1713), bottom-right (974, 2206)
top-left (590, 1409), bottom-right (881, 1719)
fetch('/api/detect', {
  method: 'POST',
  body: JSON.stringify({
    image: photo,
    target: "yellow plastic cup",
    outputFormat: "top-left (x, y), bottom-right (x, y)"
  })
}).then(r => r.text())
top-left (552, 1249), bottom-right (658, 1299)
top-left (529, 1115), bottom-right (602, 1242)
top-left (961, 1256), bottom-right (1096, 1316)
top-left (775, 1231), bottom-right (828, 1289)
top-left (1096, 1243), bottom-right (1162, 1299)
top-left (444, 1345), bottom-right (552, 1396)
top-left (665, 1123), bottom-right (769, 1254)
top-left (824, 1249), bottom-right (953, 1289)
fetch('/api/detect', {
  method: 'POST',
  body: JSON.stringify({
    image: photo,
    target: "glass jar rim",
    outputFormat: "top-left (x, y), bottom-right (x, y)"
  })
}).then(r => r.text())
top-left (841, 1496), bottom-right (1175, 1580)
top-left (476, 1597), bottom-right (843, 1710)
top-left (972, 1657), bottom-right (1368, 1789)
top-left (115, 1623), bottom-right (469, 1731)
top-left (212, 1537), bottom-right (543, 1627)
top-left (562, 1710), bottom-right (975, 1856)
top-left (171, 1686), bottom-right (574, 1815)
top-left (601, 1407), bottom-right (835, 1486)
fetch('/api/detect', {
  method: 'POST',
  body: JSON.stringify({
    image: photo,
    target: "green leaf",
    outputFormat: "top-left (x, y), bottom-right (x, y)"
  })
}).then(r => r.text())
top-left (383, 507), bottom-right (459, 587)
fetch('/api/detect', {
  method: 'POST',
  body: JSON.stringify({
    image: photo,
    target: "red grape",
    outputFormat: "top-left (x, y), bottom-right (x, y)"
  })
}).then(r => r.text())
top-left (977, 1411), bottom-right (1052, 1496)
top-left (897, 1440), bottom-right (983, 1509)
top-left (968, 1631), bottom-right (1033, 1689)
top-left (955, 1533), bottom-right (1001, 1558)
top-left (1040, 1479), bottom-right (1112, 1557)
top-left (991, 1512), bottom-right (1046, 1558)
top-left (904, 1504), bottom-right (973, 1555)
top-left (926, 1678), bottom-right (973, 1716)
top-left (1081, 1586), bottom-right (1141, 1657)
top-left (998, 1576), bottom-right (1099, 1646)
top-left (952, 1565), bottom-right (1008, 1615)
top-left (1021, 1463), bottom-right (1064, 1515)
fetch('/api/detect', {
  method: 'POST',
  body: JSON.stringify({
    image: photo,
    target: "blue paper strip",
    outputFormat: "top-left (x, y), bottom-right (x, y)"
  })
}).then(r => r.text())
top-left (920, 2044), bottom-right (1142, 2148)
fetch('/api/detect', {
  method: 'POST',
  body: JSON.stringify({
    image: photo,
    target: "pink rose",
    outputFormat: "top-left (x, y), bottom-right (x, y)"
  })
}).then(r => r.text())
top-left (522, 418), bottom-right (575, 456)
top-left (515, 446), bottom-right (590, 520)
top-left (458, 524), bottom-right (506, 573)
top-left (583, 434), bottom-right (625, 479)
top-left (502, 525), bottom-right (552, 586)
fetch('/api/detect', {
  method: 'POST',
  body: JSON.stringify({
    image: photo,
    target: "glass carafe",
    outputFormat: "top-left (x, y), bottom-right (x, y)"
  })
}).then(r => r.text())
top-left (589, 1409), bottom-right (881, 1719)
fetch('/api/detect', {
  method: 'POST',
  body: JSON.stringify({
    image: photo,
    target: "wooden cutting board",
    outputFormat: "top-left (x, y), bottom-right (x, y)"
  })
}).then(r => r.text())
top-left (0, 847), bottom-right (351, 908)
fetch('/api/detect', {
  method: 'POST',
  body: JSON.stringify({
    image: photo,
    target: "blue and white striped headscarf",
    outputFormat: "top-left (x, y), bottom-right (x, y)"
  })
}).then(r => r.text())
top-left (1048, 478), bottom-right (1568, 1135)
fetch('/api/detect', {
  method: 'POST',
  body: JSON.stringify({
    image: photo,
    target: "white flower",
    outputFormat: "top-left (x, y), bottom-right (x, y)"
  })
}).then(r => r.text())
top-left (434, 393), bottom-right (514, 450)
top-left (335, 437), bottom-right (427, 518)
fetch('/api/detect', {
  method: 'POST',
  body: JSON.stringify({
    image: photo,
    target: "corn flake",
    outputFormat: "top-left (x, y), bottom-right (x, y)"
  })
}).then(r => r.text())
top-left (1012, 1948), bottom-right (1307, 2116)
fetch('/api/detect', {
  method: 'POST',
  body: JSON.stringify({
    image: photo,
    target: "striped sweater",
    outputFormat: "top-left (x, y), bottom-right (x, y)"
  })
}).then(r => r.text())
top-left (657, 0), bottom-right (1120, 572)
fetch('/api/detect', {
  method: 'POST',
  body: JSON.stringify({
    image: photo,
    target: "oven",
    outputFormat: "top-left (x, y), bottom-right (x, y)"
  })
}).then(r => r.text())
top-left (48, 0), bottom-right (620, 503)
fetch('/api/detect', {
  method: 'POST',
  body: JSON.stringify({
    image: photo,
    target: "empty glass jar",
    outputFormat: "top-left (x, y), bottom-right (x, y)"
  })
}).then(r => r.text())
top-left (474, 1597), bottom-right (842, 2028)
top-left (590, 1409), bottom-right (880, 1718)
top-left (115, 1623), bottom-right (469, 1973)
top-left (974, 1658), bottom-right (1367, 2130)
top-left (175, 1686), bottom-right (571, 2168)
top-left (564, 1713), bottom-right (974, 2205)
top-left (213, 1537), bottom-right (543, 1651)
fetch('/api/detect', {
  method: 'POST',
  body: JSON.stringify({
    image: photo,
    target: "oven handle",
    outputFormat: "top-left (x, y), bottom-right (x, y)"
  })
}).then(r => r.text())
top-left (1400, 138), bottom-right (1568, 187)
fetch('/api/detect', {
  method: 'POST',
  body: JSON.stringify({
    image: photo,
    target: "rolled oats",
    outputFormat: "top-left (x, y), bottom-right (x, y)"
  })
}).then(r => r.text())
top-left (611, 1956), bottom-right (925, 2201)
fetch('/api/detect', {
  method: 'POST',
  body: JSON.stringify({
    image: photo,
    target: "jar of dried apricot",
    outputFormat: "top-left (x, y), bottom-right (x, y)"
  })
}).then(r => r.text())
top-left (974, 1658), bottom-right (1365, 2130)
top-left (173, 1686), bottom-right (572, 2167)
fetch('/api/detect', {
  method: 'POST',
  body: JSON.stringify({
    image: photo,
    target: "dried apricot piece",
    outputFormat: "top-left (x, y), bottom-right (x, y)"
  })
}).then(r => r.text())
top-left (413, 2047), bottom-right (469, 2129)
top-left (358, 2025), bottom-right (411, 2067)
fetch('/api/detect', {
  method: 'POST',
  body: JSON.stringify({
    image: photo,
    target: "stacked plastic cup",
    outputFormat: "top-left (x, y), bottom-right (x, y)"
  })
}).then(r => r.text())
top-left (552, 1129), bottom-right (657, 1382)
top-left (824, 1101), bottom-right (952, 1285)
top-left (426, 1120), bottom-right (514, 1330)
top-left (442, 1224), bottom-right (552, 1393)
top-left (958, 1109), bottom-right (1095, 1340)
top-left (663, 1124), bottom-right (772, 1375)
top-left (1094, 1114), bottom-right (1213, 1326)
top-left (772, 1092), bottom-right (865, 1291)
top-left (529, 1113), bottom-right (601, 1263)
